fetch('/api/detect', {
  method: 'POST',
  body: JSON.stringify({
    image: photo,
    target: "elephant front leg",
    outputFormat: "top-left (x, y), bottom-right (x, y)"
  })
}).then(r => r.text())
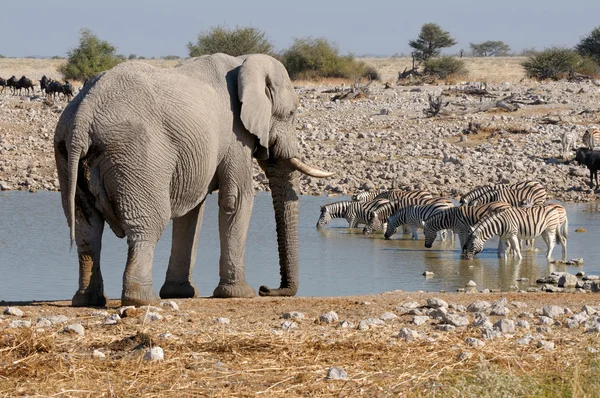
top-left (160, 201), bottom-right (205, 299)
top-left (212, 187), bottom-right (256, 298)
top-left (122, 240), bottom-right (160, 306)
top-left (72, 200), bottom-right (107, 307)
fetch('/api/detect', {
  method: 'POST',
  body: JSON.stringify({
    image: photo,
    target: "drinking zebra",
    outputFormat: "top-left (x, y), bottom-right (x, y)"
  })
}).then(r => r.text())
top-left (583, 128), bottom-right (600, 150)
top-left (362, 196), bottom-right (439, 235)
top-left (468, 183), bottom-right (547, 207)
top-left (423, 201), bottom-right (512, 249)
top-left (384, 199), bottom-right (455, 240)
top-left (316, 200), bottom-right (354, 229)
top-left (460, 180), bottom-right (544, 206)
top-left (463, 206), bottom-right (566, 261)
top-left (317, 198), bottom-right (391, 229)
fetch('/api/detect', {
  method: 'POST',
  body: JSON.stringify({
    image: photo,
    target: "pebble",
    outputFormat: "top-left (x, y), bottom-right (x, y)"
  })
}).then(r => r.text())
top-left (282, 311), bottom-right (305, 320)
top-left (380, 312), bottom-right (397, 321)
top-left (215, 317), bottom-right (230, 325)
top-left (537, 340), bottom-right (555, 350)
top-left (467, 301), bottom-right (491, 313)
top-left (398, 327), bottom-right (422, 341)
top-left (93, 349), bottom-right (106, 359)
top-left (319, 311), bottom-right (339, 324)
top-left (143, 312), bottom-right (164, 322)
top-left (412, 315), bottom-right (430, 326)
top-left (143, 347), bottom-right (164, 361)
top-left (427, 298), bottom-right (448, 309)
top-left (465, 337), bottom-right (484, 348)
top-left (358, 318), bottom-right (385, 330)
top-left (161, 301), bottom-right (179, 311)
top-left (337, 320), bottom-right (355, 329)
top-left (4, 307), bottom-right (24, 317)
top-left (104, 314), bottom-right (121, 325)
top-left (327, 366), bottom-right (347, 380)
top-left (8, 320), bottom-right (31, 328)
top-left (494, 319), bottom-right (515, 334)
top-left (542, 305), bottom-right (564, 319)
top-left (64, 324), bottom-right (85, 336)
top-left (441, 313), bottom-right (470, 327)
top-left (281, 320), bottom-right (298, 331)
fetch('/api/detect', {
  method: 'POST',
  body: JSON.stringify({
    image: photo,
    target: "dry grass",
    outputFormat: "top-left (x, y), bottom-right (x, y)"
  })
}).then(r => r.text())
top-left (1, 292), bottom-right (599, 396)
top-left (0, 57), bottom-right (527, 87)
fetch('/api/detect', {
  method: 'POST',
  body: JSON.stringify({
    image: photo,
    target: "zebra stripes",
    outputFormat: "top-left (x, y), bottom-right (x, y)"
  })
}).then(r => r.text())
top-left (463, 206), bottom-right (566, 261)
top-left (353, 189), bottom-right (432, 202)
top-left (583, 128), bottom-right (600, 150)
top-left (345, 198), bottom-right (390, 228)
top-left (384, 200), bottom-right (454, 240)
top-left (468, 182), bottom-right (547, 207)
top-left (423, 201), bottom-right (512, 249)
top-left (362, 196), bottom-right (439, 234)
top-left (460, 180), bottom-right (544, 206)
top-left (561, 126), bottom-right (579, 158)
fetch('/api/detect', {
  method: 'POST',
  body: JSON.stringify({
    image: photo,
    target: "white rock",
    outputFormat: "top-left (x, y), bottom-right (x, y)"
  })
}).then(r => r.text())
top-left (215, 317), bottom-right (230, 325)
top-left (93, 349), bottom-right (106, 359)
top-left (398, 327), bottom-right (422, 341)
top-left (543, 305), bottom-right (564, 319)
top-left (465, 337), bottom-right (484, 348)
top-left (380, 312), bottom-right (397, 321)
top-left (161, 301), bottom-right (179, 311)
top-left (327, 366), bottom-right (347, 380)
top-left (8, 320), bottom-right (31, 328)
top-left (143, 312), bottom-right (163, 322)
top-left (143, 347), bottom-right (164, 361)
top-left (537, 340), bottom-right (555, 350)
top-left (281, 320), bottom-right (298, 331)
top-left (282, 311), bottom-right (305, 320)
top-left (467, 301), bottom-right (491, 313)
top-left (4, 307), bottom-right (24, 317)
top-left (412, 315), bottom-right (430, 326)
top-left (494, 319), bottom-right (515, 334)
top-left (104, 314), bottom-right (121, 325)
top-left (64, 324), bottom-right (85, 336)
top-left (319, 311), bottom-right (339, 324)
top-left (427, 298), bottom-right (448, 309)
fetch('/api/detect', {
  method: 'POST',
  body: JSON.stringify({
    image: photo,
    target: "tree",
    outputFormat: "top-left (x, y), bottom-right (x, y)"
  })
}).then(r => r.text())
top-left (576, 26), bottom-right (600, 62)
top-left (187, 25), bottom-right (273, 57)
top-left (281, 37), bottom-right (378, 80)
top-left (470, 41), bottom-right (511, 57)
top-left (58, 29), bottom-right (123, 81)
top-left (409, 23), bottom-right (457, 62)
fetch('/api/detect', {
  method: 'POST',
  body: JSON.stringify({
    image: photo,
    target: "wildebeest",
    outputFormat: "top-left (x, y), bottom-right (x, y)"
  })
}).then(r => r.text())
top-left (17, 76), bottom-right (35, 95)
top-left (45, 79), bottom-right (74, 101)
top-left (39, 75), bottom-right (49, 95)
top-left (575, 147), bottom-right (600, 189)
top-left (6, 76), bottom-right (18, 94)
top-left (0, 77), bottom-right (6, 94)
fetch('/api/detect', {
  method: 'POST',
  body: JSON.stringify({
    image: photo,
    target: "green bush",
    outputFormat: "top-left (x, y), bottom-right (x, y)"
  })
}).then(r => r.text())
top-left (59, 29), bottom-right (123, 81)
top-left (162, 55), bottom-right (181, 60)
top-left (521, 47), bottom-right (598, 80)
top-left (187, 26), bottom-right (273, 57)
top-left (423, 56), bottom-right (467, 79)
top-left (281, 37), bottom-right (378, 80)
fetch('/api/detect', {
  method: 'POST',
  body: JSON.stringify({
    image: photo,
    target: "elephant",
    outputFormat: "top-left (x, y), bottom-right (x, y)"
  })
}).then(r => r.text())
top-left (53, 53), bottom-right (333, 307)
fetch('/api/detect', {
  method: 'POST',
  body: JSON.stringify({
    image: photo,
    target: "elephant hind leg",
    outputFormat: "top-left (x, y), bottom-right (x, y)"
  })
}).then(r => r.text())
top-left (72, 193), bottom-right (108, 307)
top-left (160, 200), bottom-right (205, 299)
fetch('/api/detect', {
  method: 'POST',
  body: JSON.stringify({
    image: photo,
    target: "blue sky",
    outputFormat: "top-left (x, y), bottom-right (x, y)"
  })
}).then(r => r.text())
top-left (2, 0), bottom-right (599, 58)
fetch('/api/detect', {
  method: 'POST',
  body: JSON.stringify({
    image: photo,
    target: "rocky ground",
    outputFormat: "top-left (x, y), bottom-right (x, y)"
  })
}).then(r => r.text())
top-left (1, 77), bottom-right (599, 202)
top-left (1, 290), bottom-right (600, 396)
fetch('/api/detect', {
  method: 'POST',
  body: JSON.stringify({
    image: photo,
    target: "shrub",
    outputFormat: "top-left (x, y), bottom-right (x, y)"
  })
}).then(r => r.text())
top-left (187, 26), bottom-right (273, 57)
top-left (470, 41), bottom-right (511, 57)
top-left (576, 26), bottom-right (600, 62)
top-left (281, 37), bottom-right (378, 80)
top-left (423, 56), bottom-right (467, 79)
top-left (59, 29), bottom-right (123, 81)
top-left (409, 23), bottom-right (457, 62)
top-left (162, 55), bottom-right (181, 60)
top-left (521, 47), bottom-right (595, 80)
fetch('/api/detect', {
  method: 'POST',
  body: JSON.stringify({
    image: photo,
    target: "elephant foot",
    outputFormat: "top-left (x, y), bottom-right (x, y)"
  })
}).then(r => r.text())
top-left (159, 281), bottom-right (198, 299)
top-left (213, 281), bottom-right (256, 298)
top-left (259, 285), bottom-right (298, 297)
top-left (121, 284), bottom-right (159, 307)
top-left (72, 290), bottom-right (108, 307)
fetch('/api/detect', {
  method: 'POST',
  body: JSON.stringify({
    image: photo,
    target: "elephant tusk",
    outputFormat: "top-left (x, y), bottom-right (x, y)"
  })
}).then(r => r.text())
top-left (288, 157), bottom-right (335, 178)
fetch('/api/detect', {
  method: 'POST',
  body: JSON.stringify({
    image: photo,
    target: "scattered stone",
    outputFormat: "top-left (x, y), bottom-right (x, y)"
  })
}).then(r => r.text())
top-left (358, 318), bottom-right (385, 330)
top-left (398, 327), bottom-right (422, 341)
top-left (320, 311), bottom-right (339, 324)
top-left (4, 307), bottom-right (24, 317)
top-left (441, 313), bottom-right (470, 327)
top-left (490, 306), bottom-right (510, 316)
top-left (536, 326), bottom-right (552, 334)
top-left (161, 301), bottom-right (179, 311)
top-left (281, 320), bottom-right (298, 331)
top-left (465, 337), bottom-right (484, 348)
top-left (565, 319), bottom-right (579, 329)
top-left (158, 332), bottom-right (173, 339)
top-left (457, 351), bottom-right (473, 361)
top-left (91, 310), bottom-right (109, 317)
top-left (583, 275), bottom-right (600, 281)
top-left (412, 315), bottom-right (430, 326)
top-left (64, 324), bottom-right (85, 337)
top-left (337, 320), bottom-right (355, 329)
top-left (427, 298), bottom-right (448, 309)
top-left (516, 320), bottom-right (531, 329)
top-left (93, 349), bottom-right (106, 359)
top-left (473, 312), bottom-right (491, 328)
top-left (327, 366), bottom-right (347, 380)
top-left (481, 326), bottom-right (500, 340)
top-left (494, 319), bottom-right (515, 334)
top-left (36, 318), bottom-right (52, 327)
top-left (467, 301), bottom-right (491, 313)
top-left (282, 312), bottom-right (305, 320)
top-left (537, 340), bottom-right (555, 350)
top-left (121, 307), bottom-right (143, 318)
top-left (8, 320), bottom-right (31, 328)
top-left (558, 274), bottom-right (578, 288)
top-left (543, 305), bottom-right (564, 319)
top-left (104, 314), bottom-right (121, 325)
top-left (575, 228), bottom-right (587, 233)
top-left (380, 312), bottom-right (397, 321)
top-left (143, 347), bottom-right (164, 361)
top-left (587, 347), bottom-right (598, 353)
top-left (143, 312), bottom-right (164, 322)
top-left (466, 280), bottom-right (477, 287)
top-left (46, 315), bottom-right (69, 324)
top-left (215, 317), bottom-right (230, 325)
top-left (437, 324), bottom-right (456, 332)
top-left (516, 336), bottom-right (532, 345)
top-left (538, 316), bottom-right (555, 325)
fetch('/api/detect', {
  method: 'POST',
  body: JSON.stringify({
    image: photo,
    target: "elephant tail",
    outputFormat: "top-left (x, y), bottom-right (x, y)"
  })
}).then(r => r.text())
top-left (66, 129), bottom-right (89, 247)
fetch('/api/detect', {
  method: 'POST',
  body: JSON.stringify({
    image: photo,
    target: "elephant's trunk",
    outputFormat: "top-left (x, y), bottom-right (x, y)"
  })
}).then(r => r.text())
top-left (258, 158), bottom-right (300, 296)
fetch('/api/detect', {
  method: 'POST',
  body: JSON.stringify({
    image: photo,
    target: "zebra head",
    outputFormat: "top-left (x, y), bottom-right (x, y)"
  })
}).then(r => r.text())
top-left (463, 226), bottom-right (484, 259)
top-left (384, 211), bottom-right (404, 240)
top-left (316, 207), bottom-right (331, 229)
top-left (423, 221), bottom-right (437, 248)
top-left (363, 212), bottom-right (381, 235)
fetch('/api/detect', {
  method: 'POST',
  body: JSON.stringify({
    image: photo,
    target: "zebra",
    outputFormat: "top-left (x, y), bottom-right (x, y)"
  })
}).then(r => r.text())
top-left (362, 196), bottom-right (437, 234)
top-left (460, 180), bottom-right (543, 206)
top-left (384, 200), bottom-right (454, 240)
top-left (561, 126), bottom-right (579, 159)
top-left (352, 189), bottom-right (432, 202)
top-left (468, 183), bottom-right (546, 207)
top-left (463, 206), bottom-right (565, 262)
top-left (423, 201), bottom-right (512, 249)
top-left (316, 200), bottom-right (354, 229)
top-left (583, 128), bottom-right (600, 150)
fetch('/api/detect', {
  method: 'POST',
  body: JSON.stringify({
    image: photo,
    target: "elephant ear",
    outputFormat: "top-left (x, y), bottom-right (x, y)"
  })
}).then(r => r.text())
top-left (238, 55), bottom-right (275, 160)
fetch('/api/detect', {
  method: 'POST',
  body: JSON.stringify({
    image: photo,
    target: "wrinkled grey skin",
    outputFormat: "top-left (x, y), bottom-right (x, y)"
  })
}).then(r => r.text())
top-left (54, 53), bottom-right (332, 307)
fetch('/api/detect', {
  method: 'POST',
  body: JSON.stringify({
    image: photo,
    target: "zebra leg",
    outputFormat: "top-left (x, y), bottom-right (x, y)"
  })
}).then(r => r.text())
top-left (541, 228), bottom-right (556, 261)
top-left (507, 235), bottom-right (522, 260)
top-left (410, 225), bottom-right (419, 240)
top-left (440, 230), bottom-right (447, 241)
top-left (402, 225), bottom-right (411, 234)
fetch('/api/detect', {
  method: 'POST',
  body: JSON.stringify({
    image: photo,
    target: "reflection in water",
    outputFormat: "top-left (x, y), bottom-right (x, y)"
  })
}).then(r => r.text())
top-left (0, 192), bottom-right (598, 301)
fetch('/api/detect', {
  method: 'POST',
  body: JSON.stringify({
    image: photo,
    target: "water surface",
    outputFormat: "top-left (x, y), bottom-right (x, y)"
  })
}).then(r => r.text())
top-left (0, 191), bottom-right (599, 302)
